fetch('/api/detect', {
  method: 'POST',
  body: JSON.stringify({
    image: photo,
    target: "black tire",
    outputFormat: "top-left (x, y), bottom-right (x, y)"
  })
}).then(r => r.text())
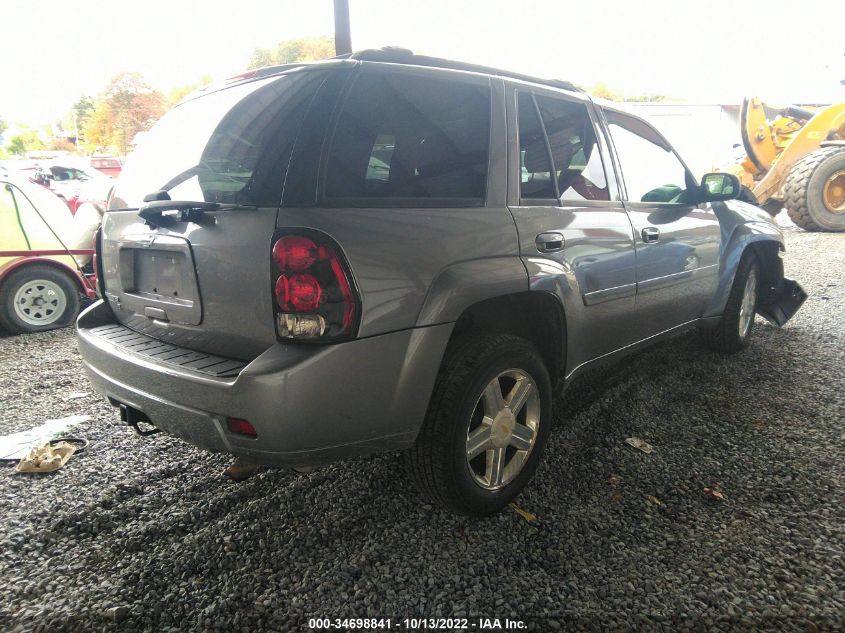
top-left (0, 265), bottom-right (81, 334)
top-left (784, 147), bottom-right (845, 232)
top-left (698, 252), bottom-right (760, 353)
top-left (405, 333), bottom-right (553, 516)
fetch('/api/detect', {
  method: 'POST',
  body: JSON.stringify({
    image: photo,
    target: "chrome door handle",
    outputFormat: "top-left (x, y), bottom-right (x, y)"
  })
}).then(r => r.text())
top-left (641, 227), bottom-right (660, 243)
top-left (535, 232), bottom-right (564, 253)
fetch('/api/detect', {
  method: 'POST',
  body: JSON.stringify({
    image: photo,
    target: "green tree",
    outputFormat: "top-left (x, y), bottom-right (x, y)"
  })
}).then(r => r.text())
top-left (81, 100), bottom-right (115, 153)
top-left (73, 96), bottom-right (95, 125)
top-left (167, 75), bottom-right (213, 107)
top-left (247, 36), bottom-right (335, 69)
top-left (587, 83), bottom-right (623, 101)
top-left (0, 117), bottom-right (7, 139)
top-left (6, 126), bottom-right (44, 156)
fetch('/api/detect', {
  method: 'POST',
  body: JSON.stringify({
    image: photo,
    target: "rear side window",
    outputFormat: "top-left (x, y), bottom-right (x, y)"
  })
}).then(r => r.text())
top-left (324, 70), bottom-right (490, 205)
top-left (535, 96), bottom-right (609, 202)
top-left (111, 70), bottom-right (329, 209)
top-left (517, 92), bottom-right (556, 200)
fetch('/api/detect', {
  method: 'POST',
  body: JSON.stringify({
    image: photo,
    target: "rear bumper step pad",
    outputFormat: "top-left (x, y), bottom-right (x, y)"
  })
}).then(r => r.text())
top-left (89, 324), bottom-right (247, 377)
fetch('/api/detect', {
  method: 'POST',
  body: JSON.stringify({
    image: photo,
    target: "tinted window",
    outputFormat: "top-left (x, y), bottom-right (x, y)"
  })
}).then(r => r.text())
top-left (112, 71), bottom-right (328, 209)
top-left (606, 113), bottom-right (693, 203)
top-left (517, 92), bottom-right (555, 200)
top-left (325, 70), bottom-right (490, 204)
top-left (535, 96), bottom-right (609, 202)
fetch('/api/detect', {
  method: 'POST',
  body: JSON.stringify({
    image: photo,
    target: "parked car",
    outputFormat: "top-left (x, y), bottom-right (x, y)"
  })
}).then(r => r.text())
top-left (31, 163), bottom-right (112, 213)
top-left (1, 176), bottom-right (98, 333)
top-left (89, 156), bottom-right (122, 178)
top-left (76, 50), bottom-right (806, 516)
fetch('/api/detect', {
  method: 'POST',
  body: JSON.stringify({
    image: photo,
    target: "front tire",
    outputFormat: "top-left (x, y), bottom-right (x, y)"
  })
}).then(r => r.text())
top-left (405, 334), bottom-right (552, 516)
top-left (0, 265), bottom-right (81, 334)
top-left (698, 252), bottom-right (760, 353)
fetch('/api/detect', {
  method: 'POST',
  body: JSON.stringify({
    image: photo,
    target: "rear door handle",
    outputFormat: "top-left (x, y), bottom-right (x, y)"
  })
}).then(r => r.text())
top-left (535, 232), bottom-right (565, 253)
top-left (641, 227), bottom-right (660, 243)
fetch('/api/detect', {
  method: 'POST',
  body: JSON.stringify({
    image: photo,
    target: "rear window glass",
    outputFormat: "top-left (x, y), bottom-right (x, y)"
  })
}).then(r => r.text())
top-left (324, 70), bottom-right (490, 205)
top-left (111, 71), bottom-right (328, 209)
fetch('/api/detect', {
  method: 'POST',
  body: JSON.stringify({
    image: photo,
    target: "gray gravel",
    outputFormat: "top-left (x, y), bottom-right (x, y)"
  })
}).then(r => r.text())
top-left (1, 226), bottom-right (843, 632)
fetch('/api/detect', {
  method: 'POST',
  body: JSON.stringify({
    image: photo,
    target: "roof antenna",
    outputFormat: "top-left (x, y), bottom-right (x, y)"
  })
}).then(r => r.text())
top-left (334, 0), bottom-right (352, 56)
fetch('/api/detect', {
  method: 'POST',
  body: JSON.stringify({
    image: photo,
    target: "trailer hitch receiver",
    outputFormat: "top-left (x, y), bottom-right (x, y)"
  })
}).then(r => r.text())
top-left (119, 403), bottom-right (160, 437)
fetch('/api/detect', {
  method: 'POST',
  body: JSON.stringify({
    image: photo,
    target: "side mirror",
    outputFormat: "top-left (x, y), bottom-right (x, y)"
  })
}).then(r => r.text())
top-left (699, 172), bottom-right (741, 202)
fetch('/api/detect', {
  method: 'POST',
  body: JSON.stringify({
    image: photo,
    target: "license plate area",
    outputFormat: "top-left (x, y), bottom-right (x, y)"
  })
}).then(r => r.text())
top-left (129, 250), bottom-right (193, 305)
top-left (115, 235), bottom-right (202, 325)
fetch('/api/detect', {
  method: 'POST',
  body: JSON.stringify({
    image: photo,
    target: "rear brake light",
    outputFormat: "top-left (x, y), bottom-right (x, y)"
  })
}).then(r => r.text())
top-left (226, 69), bottom-right (258, 82)
top-left (271, 231), bottom-right (358, 341)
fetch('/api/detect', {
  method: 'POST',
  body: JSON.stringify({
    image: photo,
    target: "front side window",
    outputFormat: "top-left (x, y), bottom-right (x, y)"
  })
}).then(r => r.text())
top-left (535, 96), bottom-right (609, 202)
top-left (606, 112), bottom-right (694, 204)
top-left (325, 70), bottom-right (490, 204)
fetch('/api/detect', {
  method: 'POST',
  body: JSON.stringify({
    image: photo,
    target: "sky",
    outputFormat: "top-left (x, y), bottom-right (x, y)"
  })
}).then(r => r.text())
top-left (1, 0), bottom-right (843, 127)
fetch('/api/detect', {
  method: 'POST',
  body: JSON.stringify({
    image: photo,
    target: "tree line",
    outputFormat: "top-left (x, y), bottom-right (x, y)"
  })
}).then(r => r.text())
top-left (0, 36), bottom-right (335, 160)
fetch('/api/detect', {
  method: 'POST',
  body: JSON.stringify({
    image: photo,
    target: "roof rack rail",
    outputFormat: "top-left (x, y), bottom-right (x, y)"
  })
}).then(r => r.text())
top-left (347, 47), bottom-right (581, 93)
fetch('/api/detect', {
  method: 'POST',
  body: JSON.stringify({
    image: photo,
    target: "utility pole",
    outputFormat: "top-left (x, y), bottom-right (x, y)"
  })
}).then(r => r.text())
top-left (334, 0), bottom-right (352, 56)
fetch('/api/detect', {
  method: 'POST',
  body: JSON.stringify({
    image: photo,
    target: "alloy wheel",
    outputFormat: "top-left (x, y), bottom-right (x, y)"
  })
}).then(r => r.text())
top-left (465, 369), bottom-right (541, 490)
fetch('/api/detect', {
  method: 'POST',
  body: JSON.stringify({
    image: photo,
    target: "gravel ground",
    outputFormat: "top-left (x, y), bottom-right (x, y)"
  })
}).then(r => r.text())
top-left (1, 226), bottom-right (843, 632)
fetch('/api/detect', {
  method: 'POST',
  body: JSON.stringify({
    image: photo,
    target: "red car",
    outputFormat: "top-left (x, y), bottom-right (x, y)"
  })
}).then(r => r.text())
top-left (89, 157), bottom-right (122, 177)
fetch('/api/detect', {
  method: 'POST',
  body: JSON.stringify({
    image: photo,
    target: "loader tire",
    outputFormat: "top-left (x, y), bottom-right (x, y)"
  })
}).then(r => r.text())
top-left (784, 147), bottom-right (845, 232)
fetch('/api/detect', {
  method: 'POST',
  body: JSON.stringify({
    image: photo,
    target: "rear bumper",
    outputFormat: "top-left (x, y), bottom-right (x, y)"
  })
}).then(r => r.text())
top-left (76, 300), bottom-right (452, 467)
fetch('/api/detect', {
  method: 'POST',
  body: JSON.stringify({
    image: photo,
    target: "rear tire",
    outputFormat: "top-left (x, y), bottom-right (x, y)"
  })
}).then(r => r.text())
top-left (698, 252), bottom-right (760, 353)
top-left (0, 265), bottom-right (81, 334)
top-left (784, 147), bottom-right (845, 232)
top-left (405, 334), bottom-right (552, 516)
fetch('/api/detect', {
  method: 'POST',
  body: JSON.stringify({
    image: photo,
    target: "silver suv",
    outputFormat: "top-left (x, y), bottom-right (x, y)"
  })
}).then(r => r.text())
top-left (77, 49), bottom-right (806, 516)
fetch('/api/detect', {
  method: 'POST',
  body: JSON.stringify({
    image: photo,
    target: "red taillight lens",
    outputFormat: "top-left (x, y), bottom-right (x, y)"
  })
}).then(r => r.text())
top-left (271, 232), bottom-right (358, 340)
top-left (274, 273), bottom-right (322, 312)
top-left (226, 418), bottom-right (257, 437)
top-left (272, 236), bottom-right (318, 272)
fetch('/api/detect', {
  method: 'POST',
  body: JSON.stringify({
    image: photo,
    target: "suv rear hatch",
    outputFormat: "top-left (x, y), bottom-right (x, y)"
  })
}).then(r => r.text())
top-left (101, 67), bottom-right (337, 361)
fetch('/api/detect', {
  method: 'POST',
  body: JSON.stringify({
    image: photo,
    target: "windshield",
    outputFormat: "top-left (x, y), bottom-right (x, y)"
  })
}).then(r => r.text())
top-left (111, 70), bottom-right (326, 209)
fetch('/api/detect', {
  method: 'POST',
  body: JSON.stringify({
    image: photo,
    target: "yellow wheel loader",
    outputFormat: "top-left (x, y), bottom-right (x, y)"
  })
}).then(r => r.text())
top-left (723, 97), bottom-right (845, 231)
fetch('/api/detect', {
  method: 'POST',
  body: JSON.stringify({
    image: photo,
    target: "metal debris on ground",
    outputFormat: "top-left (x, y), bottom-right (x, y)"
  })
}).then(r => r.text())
top-left (625, 437), bottom-right (655, 454)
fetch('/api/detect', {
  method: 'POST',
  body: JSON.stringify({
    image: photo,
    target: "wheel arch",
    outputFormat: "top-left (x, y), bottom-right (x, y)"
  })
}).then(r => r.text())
top-left (702, 223), bottom-right (784, 318)
top-left (0, 256), bottom-right (87, 295)
top-left (446, 291), bottom-right (566, 383)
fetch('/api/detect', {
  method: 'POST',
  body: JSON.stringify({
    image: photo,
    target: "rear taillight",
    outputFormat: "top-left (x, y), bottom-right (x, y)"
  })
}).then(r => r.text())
top-left (271, 232), bottom-right (358, 341)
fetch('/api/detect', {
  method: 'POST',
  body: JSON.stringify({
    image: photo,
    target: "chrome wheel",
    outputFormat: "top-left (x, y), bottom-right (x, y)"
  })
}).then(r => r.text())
top-left (738, 267), bottom-right (758, 338)
top-left (13, 279), bottom-right (67, 326)
top-left (465, 369), bottom-right (540, 491)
